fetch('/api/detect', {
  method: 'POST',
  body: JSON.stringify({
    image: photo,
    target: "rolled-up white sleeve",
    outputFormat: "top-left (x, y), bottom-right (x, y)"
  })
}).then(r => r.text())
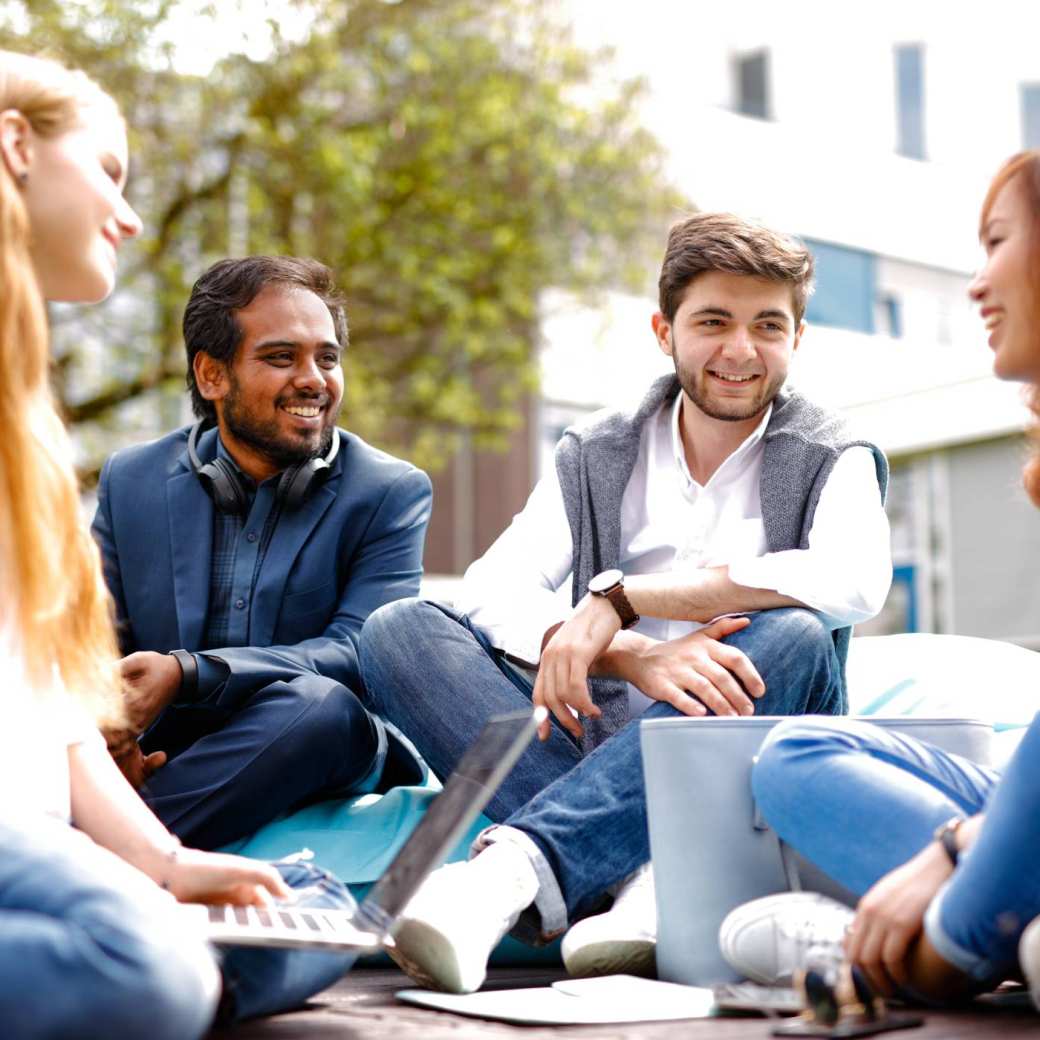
top-left (455, 468), bottom-right (574, 665)
top-left (727, 446), bottom-right (892, 629)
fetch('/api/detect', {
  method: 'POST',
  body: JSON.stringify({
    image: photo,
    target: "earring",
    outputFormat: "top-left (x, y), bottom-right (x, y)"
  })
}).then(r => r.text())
top-left (17, 171), bottom-right (26, 185)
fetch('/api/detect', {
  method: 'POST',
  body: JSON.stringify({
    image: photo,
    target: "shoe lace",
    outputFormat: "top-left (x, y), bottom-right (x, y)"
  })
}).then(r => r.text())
top-left (776, 908), bottom-right (848, 972)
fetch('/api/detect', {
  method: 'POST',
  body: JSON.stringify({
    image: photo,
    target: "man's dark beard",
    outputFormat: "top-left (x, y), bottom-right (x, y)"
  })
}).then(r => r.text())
top-left (674, 358), bottom-right (785, 423)
top-left (223, 382), bottom-right (336, 470)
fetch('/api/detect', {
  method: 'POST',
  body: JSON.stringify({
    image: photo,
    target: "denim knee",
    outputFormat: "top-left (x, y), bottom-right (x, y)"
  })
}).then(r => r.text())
top-left (751, 717), bottom-right (841, 820)
top-left (362, 597), bottom-right (453, 648)
top-left (360, 596), bottom-right (432, 658)
top-left (731, 608), bottom-right (841, 715)
top-left (360, 597), bottom-right (455, 707)
top-left (751, 608), bottom-right (832, 656)
top-left (90, 928), bottom-right (219, 1040)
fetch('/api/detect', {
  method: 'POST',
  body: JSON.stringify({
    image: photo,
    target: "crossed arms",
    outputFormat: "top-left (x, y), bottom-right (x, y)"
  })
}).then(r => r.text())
top-left (458, 447), bottom-right (892, 740)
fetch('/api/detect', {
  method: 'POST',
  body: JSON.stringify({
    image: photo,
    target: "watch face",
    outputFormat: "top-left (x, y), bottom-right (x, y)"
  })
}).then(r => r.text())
top-left (589, 568), bottom-right (623, 594)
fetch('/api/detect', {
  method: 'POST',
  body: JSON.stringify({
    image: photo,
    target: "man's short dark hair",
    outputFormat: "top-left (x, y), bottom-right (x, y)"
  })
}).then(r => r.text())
top-left (657, 213), bottom-right (815, 325)
top-left (183, 256), bottom-right (349, 421)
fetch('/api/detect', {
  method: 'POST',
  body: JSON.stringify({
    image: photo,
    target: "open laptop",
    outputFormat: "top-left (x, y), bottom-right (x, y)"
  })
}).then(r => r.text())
top-left (185, 706), bottom-right (544, 952)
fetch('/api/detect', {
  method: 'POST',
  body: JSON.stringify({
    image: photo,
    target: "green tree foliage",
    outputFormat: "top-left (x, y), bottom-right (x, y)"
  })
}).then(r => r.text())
top-left (4, 0), bottom-right (682, 472)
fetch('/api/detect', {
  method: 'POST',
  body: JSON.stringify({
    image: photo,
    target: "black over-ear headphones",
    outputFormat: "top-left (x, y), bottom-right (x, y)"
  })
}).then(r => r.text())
top-left (187, 421), bottom-right (341, 516)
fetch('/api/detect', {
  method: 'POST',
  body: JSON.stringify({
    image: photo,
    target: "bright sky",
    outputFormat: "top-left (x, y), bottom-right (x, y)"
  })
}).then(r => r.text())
top-left (156, 0), bottom-right (315, 76)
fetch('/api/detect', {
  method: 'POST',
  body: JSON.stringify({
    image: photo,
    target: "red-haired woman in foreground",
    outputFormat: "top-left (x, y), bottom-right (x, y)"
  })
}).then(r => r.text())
top-left (720, 150), bottom-right (1040, 1008)
top-left (0, 51), bottom-right (354, 1039)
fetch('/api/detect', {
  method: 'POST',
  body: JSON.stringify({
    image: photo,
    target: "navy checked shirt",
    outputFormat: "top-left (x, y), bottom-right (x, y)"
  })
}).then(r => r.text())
top-left (193, 438), bottom-right (284, 699)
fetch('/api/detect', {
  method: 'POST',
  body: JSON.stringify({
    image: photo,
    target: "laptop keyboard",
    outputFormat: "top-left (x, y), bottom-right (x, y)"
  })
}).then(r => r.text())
top-left (201, 903), bottom-right (383, 950)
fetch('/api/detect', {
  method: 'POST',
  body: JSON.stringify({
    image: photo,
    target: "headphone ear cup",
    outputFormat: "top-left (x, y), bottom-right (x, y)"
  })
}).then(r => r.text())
top-left (278, 459), bottom-right (323, 512)
top-left (187, 422), bottom-right (251, 516)
top-left (203, 458), bottom-right (250, 516)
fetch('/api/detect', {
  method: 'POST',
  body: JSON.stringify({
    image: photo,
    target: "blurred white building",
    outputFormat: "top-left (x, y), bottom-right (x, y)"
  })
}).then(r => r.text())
top-left (536, 1), bottom-right (1040, 644)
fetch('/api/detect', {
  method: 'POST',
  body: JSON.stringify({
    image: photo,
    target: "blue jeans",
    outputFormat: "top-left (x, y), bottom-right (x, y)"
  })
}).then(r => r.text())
top-left (0, 814), bottom-right (219, 1040)
top-left (0, 815), bottom-right (359, 1036)
top-left (752, 715), bottom-right (1037, 983)
top-left (220, 859), bottom-right (358, 1022)
top-left (361, 600), bottom-right (844, 938)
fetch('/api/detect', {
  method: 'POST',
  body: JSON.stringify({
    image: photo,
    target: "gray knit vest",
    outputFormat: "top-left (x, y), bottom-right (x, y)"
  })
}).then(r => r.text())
top-left (555, 373), bottom-right (889, 754)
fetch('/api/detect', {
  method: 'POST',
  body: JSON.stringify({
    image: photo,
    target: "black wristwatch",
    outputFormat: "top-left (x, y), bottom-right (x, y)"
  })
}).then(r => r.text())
top-left (588, 568), bottom-right (640, 630)
top-left (933, 816), bottom-right (964, 867)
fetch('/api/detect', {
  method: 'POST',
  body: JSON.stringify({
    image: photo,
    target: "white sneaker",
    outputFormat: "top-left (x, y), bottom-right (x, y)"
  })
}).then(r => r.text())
top-left (718, 892), bottom-right (853, 985)
top-left (1019, 913), bottom-right (1040, 1011)
top-left (388, 841), bottom-right (539, 994)
top-left (561, 864), bottom-right (657, 978)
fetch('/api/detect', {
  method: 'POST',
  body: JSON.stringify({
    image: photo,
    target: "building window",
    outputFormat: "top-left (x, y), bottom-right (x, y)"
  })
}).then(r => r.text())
top-left (733, 50), bottom-right (770, 120)
top-left (856, 464), bottom-right (920, 638)
top-left (803, 239), bottom-right (877, 334)
top-left (876, 292), bottom-right (903, 339)
top-left (895, 43), bottom-right (926, 160)
top-left (1023, 84), bottom-right (1040, 148)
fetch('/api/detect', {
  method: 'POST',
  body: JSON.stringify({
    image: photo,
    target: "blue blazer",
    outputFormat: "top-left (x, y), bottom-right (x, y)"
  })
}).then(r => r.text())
top-left (92, 424), bottom-right (432, 706)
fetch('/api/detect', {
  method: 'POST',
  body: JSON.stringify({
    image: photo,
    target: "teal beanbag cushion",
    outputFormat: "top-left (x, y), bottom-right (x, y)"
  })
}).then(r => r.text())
top-left (221, 785), bottom-right (561, 966)
top-left (847, 633), bottom-right (1040, 768)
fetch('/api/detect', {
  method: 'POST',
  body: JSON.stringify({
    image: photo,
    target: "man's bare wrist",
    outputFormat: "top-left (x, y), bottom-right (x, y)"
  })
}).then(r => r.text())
top-left (582, 591), bottom-right (624, 638)
top-left (540, 622), bottom-right (564, 655)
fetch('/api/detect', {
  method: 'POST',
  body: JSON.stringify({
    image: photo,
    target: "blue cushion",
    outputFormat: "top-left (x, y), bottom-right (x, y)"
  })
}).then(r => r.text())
top-left (846, 633), bottom-right (1040, 767)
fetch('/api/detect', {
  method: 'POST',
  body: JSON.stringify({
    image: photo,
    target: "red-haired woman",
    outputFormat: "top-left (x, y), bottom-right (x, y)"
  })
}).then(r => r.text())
top-left (0, 51), bottom-right (354, 1038)
top-left (719, 150), bottom-right (1040, 1008)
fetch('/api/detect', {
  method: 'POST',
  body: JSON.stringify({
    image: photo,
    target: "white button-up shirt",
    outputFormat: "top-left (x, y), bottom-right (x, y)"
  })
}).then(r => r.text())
top-left (458, 394), bottom-right (892, 711)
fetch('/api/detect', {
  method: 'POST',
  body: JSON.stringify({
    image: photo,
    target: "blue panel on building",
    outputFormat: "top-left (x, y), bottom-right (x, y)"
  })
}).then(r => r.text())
top-left (895, 43), bottom-right (926, 160)
top-left (892, 564), bottom-right (917, 633)
top-left (803, 238), bottom-right (877, 333)
top-left (1023, 83), bottom-right (1040, 148)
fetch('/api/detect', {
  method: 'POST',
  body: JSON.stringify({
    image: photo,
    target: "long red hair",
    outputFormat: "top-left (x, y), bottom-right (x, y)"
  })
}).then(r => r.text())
top-left (0, 51), bottom-right (123, 723)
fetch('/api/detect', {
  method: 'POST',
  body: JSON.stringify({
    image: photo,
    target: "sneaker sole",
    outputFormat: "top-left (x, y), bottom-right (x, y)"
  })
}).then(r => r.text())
top-left (563, 939), bottom-right (657, 979)
top-left (388, 919), bottom-right (475, 994)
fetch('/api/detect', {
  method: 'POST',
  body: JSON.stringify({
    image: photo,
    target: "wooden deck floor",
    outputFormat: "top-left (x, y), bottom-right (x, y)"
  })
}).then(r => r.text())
top-left (221, 967), bottom-right (1040, 1040)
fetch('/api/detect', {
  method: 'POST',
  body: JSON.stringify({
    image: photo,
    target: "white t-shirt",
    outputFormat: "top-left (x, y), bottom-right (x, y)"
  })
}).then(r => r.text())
top-left (0, 631), bottom-right (103, 824)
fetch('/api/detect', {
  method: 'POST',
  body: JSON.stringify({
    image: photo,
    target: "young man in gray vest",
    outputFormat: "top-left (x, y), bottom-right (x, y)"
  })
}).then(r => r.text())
top-left (360, 212), bottom-right (892, 993)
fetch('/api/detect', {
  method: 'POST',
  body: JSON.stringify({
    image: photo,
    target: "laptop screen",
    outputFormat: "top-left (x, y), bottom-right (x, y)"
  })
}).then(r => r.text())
top-left (356, 707), bottom-right (543, 934)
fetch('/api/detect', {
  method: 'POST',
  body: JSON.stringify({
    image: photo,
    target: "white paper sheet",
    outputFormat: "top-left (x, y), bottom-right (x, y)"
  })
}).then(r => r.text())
top-left (396, 974), bottom-right (718, 1024)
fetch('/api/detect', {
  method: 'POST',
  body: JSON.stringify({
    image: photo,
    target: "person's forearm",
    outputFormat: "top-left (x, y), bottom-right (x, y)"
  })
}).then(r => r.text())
top-left (624, 565), bottom-right (804, 623)
top-left (68, 739), bottom-right (180, 885)
top-left (539, 566), bottom-right (800, 678)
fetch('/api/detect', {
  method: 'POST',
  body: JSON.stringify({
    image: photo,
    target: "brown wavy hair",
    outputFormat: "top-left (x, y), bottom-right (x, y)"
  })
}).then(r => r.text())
top-left (658, 212), bottom-right (815, 324)
top-left (0, 51), bottom-right (123, 723)
top-left (979, 151), bottom-right (1040, 506)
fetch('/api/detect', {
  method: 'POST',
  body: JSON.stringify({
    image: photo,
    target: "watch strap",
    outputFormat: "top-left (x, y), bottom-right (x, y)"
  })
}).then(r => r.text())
top-left (934, 817), bottom-right (963, 867)
top-left (602, 583), bottom-right (640, 630)
top-left (169, 649), bottom-right (198, 702)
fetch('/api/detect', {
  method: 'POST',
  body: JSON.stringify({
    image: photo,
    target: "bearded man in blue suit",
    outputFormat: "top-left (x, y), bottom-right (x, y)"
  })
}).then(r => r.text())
top-left (92, 256), bottom-right (431, 850)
